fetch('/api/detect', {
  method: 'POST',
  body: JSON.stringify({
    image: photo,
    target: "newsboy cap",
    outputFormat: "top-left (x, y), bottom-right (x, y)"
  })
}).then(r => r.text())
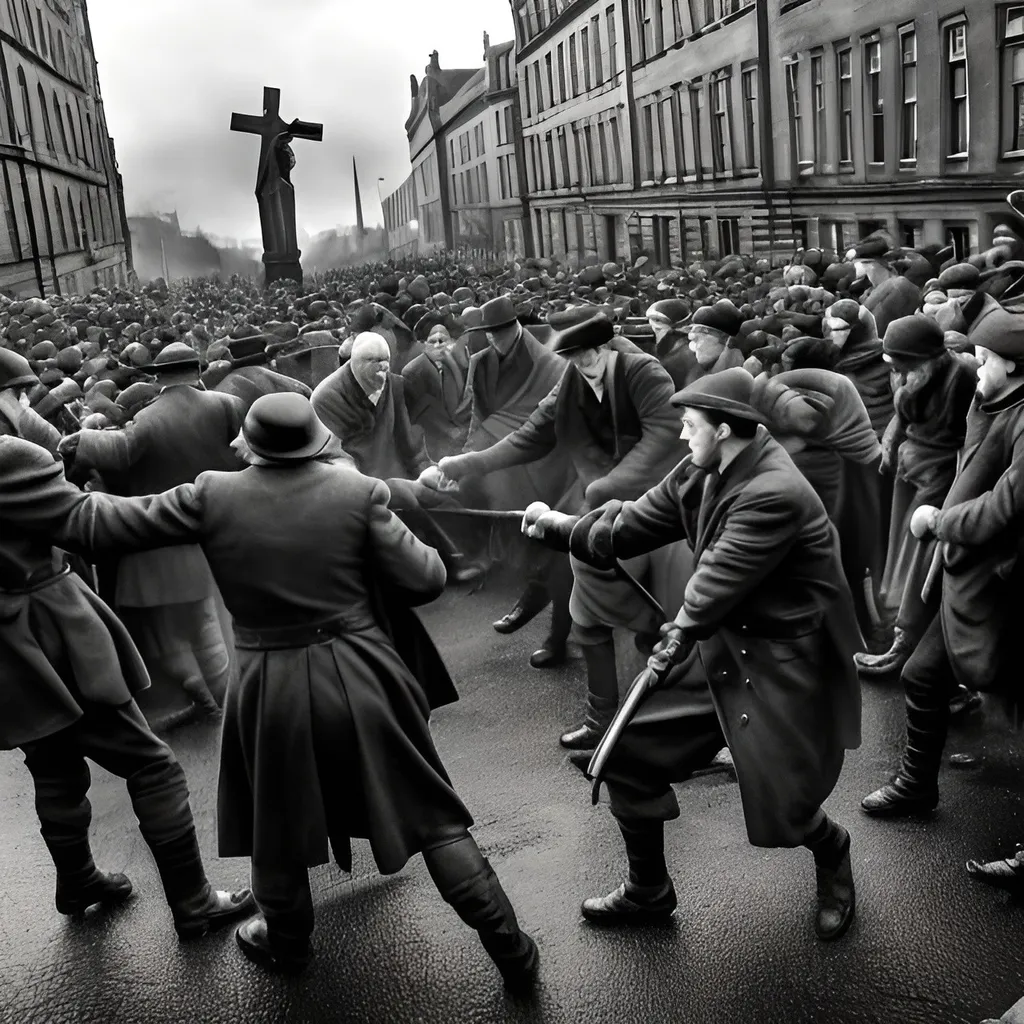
top-left (883, 314), bottom-right (946, 362)
top-left (670, 366), bottom-right (768, 423)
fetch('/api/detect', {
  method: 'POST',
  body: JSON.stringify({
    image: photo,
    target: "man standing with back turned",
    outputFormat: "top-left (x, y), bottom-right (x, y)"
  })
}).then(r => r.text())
top-left (525, 368), bottom-right (862, 940)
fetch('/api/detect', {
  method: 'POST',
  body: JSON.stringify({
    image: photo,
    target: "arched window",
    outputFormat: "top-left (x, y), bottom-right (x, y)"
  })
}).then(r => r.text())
top-left (7, 0), bottom-right (21, 42)
top-left (36, 84), bottom-right (52, 150)
top-left (52, 187), bottom-right (67, 250)
top-left (16, 67), bottom-right (32, 146)
top-left (36, 11), bottom-right (46, 56)
top-left (57, 34), bottom-right (65, 73)
top-left (67, 188), bottom-right (79, 247)
top-left (21, 2), bottom-right (35, 47)
top-left (52, 92), bottom-right (68, 156)
top-left (79, 197), bottom-right (87, 246)
top-left (65, 102), bottom-right (78, 160)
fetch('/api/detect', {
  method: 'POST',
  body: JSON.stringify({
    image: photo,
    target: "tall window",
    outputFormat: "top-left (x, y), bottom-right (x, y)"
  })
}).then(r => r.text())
top-left (569, 34), bottom-right (579, 95)
top-left (522, 77), bottom-right (532, 119)
top-left (718, 217), bottom-right (740, 255)
top-left (67, 188), bottom-right (79, 246)
top-left (609, 115), bottom-right (623, 181)
top-left (642, 104), bottom-right (655, 179)
top-left (583, 124), bottom-right (596, 182)
top-left (52, 187), bottom-right (67, 250)
top-left (786, 62), bottom-right (804, 164)
top-left (837, 49), bottom-right (853, 164)
top-left (37, 84), bottom-right (53, 150)
top-left (581, 27), bottom-right (592, 89)
top-left (946, 223), bottom-right (970, 260)
top-left (947, 24), bottom-right (969, 156)
top-left (742, 67), bottom-right (758, 168)
top-left (545, 52), bottom-right (555, 107)
top-left (592, 16), bottom-right (604, 84)
top-left (21, 2), bottom-right (35, 47)
top-left (900, 29), bottom-right (918, 160)
top-left (16, 67), bottom-right (31, 146)
top-left (672, 0), bottom-right (684, 40)
top-left (811, 54), bottom-right (826, 164)
top-left (65, 102), bottom-right (79, 160)
top-left (36, 10), bottom-right (46, 56)
top-left (557, 43), bottom-right (566, 102)
top-left (711, 75), bottom-right (730, 172)
top-left (558, 128), bottom-right (570, 186)
top-left (53, 92), bottom-right (69, 157)
top-left (534, 61), bottom-right (544, 112)
top-left (598, 120), bottom-right (610, 183)
top-left (690, 87), bottom-right (705, 174)
top-left (546, 131), bottom-right (557, 187)
top-left (864, 38), bottom-right (883, 162)
top-left (1003, 8), bottom-right (1024, 152)
top-left (607, 6), bottom-right (618, 77)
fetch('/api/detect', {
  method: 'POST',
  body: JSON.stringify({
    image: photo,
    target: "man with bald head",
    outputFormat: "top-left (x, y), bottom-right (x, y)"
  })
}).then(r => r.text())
top-left (312, 332), bottom-right (478, 582)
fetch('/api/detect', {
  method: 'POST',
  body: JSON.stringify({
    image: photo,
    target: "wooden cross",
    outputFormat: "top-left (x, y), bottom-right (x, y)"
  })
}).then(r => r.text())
top-left (230, 86), bottom-right (323, 190)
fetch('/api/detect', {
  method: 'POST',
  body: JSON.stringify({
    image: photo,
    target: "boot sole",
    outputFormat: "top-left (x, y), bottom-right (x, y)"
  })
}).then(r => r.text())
top-left (236, 929), bottom-right (310, 973)
top-left (176, 893), bottom-right (258, 941)
top-left (581, 902), bottom-right (677, 925)
top-left (56, 887), bottom-right (135, 916)
top-left (860, 800), bottom-right (938, 818)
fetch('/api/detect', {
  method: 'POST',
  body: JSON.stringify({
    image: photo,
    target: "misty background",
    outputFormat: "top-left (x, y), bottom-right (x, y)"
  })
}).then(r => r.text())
top-left (87, 0), bottom-right (513, 275)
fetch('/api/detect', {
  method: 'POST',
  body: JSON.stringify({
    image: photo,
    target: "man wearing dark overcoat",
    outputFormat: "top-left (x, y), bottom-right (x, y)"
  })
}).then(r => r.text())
top-left (63, 392), bottom-right (539, 987)
top-left (401, 323), bottom-right (470, 461)
top-left (431, 313), bottom-right (683, 731)
top-left (526, 368), bottom-right (862, 941)
top-left (862, 296), bottom-right (1024, 852)
top-left (59, 342), bottom-right (245, 717)
top-left (311, 331), bottom-right (479, 583)
top-left (0, 433), bottom-right (255, 939)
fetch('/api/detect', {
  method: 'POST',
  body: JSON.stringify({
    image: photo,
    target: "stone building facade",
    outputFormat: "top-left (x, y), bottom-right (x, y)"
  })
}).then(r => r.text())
top-left (511, 0), bottom-right (1024, 265)
top-left (384, 40), bottom-right (530, 259)
top-left (0, 0), bottom-right (131, 298)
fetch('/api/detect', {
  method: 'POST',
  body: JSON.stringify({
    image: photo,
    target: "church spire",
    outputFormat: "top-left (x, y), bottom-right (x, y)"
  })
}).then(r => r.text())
top-left (353, 157), bottom-right (365, 237)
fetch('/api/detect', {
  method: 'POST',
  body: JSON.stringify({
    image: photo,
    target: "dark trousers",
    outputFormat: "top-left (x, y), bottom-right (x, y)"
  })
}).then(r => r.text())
top-left (899, 611), bottom-right (954, 783)
top-left (20, 700), bottom-right (196, 857)
top-left (603, 711), bottom-right (727, 823)
top-left (895, 540), bottom-right (942, 637)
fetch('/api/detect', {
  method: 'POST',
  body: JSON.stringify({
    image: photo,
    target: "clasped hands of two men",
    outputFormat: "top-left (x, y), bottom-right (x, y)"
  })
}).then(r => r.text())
top-left (418, 461), bottom-right (691, 678)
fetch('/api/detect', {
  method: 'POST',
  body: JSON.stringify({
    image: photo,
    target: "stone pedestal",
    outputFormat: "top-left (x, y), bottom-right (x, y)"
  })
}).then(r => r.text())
top-left (263, 251), bottom-right (303, 287)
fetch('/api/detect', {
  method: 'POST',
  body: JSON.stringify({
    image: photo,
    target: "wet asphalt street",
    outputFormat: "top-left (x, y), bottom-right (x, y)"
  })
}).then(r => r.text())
top-left (2, 575), bottom-right (1024, 1024)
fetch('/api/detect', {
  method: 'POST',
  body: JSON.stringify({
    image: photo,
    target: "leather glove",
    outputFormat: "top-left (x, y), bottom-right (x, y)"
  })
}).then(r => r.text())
top-left (568, 499), bottom-right (623, 571)
top-left (647, 622), bottom-right (692, 679)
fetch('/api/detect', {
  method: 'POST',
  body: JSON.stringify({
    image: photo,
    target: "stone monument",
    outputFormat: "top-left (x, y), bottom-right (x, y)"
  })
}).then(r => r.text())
top-left (230, 87), bottom-right (323, 286)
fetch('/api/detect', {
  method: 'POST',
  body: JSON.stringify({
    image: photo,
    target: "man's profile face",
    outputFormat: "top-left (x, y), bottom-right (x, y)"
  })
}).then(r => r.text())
top-left (975, 345), bottom-right (1014, 400)
top-left (680, 407), bottom-right (723, 469)
top-left (647, 315), bottom-right (675, 343)
top-left (689, 326), bottom-right (727, 368)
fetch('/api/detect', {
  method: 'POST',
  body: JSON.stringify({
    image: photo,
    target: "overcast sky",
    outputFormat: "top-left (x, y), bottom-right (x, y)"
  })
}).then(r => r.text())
top-left (86, 0), bottom-right (513, 241)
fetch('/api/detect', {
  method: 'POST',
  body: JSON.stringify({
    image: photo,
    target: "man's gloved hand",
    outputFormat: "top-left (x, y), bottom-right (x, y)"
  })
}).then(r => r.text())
top-left (568, 499), bottom-right (624, 571)
top-left (910, 504), bottom-right (940, 540)
top-left (648, 622), bottom-right (691, 678)
top-left (57, 431), bottom-right (81, 462)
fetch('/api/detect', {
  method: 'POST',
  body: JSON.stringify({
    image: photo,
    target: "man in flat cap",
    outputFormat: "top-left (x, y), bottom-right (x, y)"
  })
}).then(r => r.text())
top-left (863, 295), bottom-right (1024, 861)
top-left (646, 299), bottom-right (702, 391)
top-left (859, 315), bottom-right (977, 687)
top-left (429, 313), bottom-right (683, 725)
top-left (525, 367), bottom-right (861, 940)
top-left (845, 231), bottom-right (923, 338)
top-left (687, 302), bottom-right (746, 378)
top-left (58, 342), bottom-right (245, 719)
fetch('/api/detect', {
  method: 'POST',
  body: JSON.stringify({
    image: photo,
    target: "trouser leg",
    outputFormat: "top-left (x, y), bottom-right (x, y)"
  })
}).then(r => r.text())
top-left (559, 631), bottom-right (618, 749)
top-left (544, 553), bottom-right (573, 649)
top-left (422, 832), bottom-right (537, 987)
top-left (250, 860), bottom-right (314, 951)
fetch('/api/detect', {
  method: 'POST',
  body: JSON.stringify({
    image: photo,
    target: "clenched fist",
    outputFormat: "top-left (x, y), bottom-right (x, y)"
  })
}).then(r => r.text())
top-left (909, 505), bottom-right (939, 540)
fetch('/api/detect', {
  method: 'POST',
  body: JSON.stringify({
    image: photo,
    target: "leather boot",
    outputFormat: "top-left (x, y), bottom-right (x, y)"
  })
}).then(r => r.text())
top-left (582, 820), bottom-right (676, 925)
top-left (148, 828), bottom-right (256, 939)
top-left (854, 627), bottom-right (915, 677)
top-left (46, 837), bottom-right (134, 916)
top-left (966, 845), bottom-right (1024, 895)
top-left (813, 830), bottom-right (855, 941)
top-left (235, 915), bottom-right (311, 973)
top-left (530, 556), bottom-right (573, 669)
top-left (560, 640), bottom-right (618, 749)
top-left (493, 582), bottom-right (551, 635)
top-left (949, 684), bottom-right (983, 719)
top-left (862, 673), bottom-right (947, 817)
top-left (425, 838), bottom-right (538, 993)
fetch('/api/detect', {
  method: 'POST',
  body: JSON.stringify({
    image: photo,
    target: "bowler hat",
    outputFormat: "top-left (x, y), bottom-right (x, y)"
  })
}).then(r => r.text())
top-left (152, 342), bottom-right (200, 374)
top-left (0, 347), bottom-right (39, 391)
top-left (242, 393), bottom-right (332, 462)
top-left (462, 306), bottom-right (484, 330)
top-left (965, 293), bottom-right (1024, 361)
top-left (479, 295), bottom-right (518, 330)
top-left (670, 367), bottom-right (768, 423)
top-left (883, 314), bottom-right (946, 362)
top-left (552, 313), bottom-right (614, 355)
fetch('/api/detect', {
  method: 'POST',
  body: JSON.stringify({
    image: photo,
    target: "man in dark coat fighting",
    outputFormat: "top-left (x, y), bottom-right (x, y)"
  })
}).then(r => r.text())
top-left (524, 368), bottom-right (862, 941)
top-left (47, 392), bottom-right (539, 986)
top-left (0, 434), bottom-right (255, 939)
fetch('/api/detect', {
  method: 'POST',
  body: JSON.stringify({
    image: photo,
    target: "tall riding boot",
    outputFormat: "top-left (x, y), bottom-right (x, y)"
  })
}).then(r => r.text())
top-left (493, 581), bottom-right (551, 634)
top-left (802, 811), bottom-right (855, 941)
top-left (530, 555), bottom-right (573, 669)
top-left (582, 819), bottom-right (677, 924)
top-left (560, 639), bottom-right (618, 750)
top-left (45, 836), bottom-right (134, 916)
top-left (424, 836), bottom-right (538, 993)
top-left (862, 679), bottom-right (948, 817)
top-left (147, 827), bottom-right (256, 939)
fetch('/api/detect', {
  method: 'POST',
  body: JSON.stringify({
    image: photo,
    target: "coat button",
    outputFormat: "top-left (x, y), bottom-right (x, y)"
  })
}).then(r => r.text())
top-left (740, 649), bottom-right (747, 655)
top-left (745, 679), bottom-right (752, 689)
top-left (740, 714), bottom-right (749, 726)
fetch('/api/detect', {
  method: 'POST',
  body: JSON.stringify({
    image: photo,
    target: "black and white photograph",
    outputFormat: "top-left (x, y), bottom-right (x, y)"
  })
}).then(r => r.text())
top-left (3, 0), bottom-right (1024, 1021)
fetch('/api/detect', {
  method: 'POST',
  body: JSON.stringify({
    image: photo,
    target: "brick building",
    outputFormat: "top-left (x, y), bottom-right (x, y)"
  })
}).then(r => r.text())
top-left (510, 0), bottom-right (1024, 266)
top-left (0, 0), bottom-right (131, 298)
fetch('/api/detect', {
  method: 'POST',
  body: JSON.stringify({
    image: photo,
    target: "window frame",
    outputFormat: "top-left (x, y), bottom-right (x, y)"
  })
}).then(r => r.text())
top-left (899, 27), bottom-right (918, 163)
top-left (864, 35), bottom-right (884, 164)
top-left (946, 21), bottom-right (969, 158)
top-left (837, 47), bottom-right (854, 166)
top-left (1001, 6), bottom-right (1024, 156)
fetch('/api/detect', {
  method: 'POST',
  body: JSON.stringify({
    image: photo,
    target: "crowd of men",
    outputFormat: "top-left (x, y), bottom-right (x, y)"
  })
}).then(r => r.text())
top-left (3, 195), bottom-right (1024, 1017)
